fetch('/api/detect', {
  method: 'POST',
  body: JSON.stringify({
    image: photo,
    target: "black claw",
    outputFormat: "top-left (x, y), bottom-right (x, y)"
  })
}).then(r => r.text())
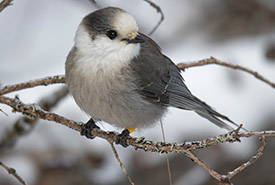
top-left (115, 129), bottom-right (130, 147)
top-left (81, 118), bottom-right (99, 139)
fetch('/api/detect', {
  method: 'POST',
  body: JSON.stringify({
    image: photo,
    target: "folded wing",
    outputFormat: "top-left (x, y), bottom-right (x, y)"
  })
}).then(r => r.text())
top-left (130, 34), bottom-right (239, 130)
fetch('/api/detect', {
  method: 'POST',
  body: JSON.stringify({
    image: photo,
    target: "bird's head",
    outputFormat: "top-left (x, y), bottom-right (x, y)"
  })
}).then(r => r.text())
top-left (75, 7), bottom-right (145, 59)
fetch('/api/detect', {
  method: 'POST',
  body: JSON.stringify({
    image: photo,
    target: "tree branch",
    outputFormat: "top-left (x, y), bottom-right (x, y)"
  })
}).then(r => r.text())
top-left (1, 95), bottom-right (275, 154)
top-left (0, 161), bottom-right (27, 185)
top-left (184, 150), bottom-right (223, 182)
top-left (109, 141), bottom-right (135, 185)
top-left (0, 75), bottom-right (65, 96)
top-left (1, 92), bottom-right (275, 184)
top-left (0, 0), bottom-right (13, 13)
top-left (143, 0), bottom-right (164, 35)
top-left (226, 136), bottom-right (266, 179)
top-left (178, 57), bottom-right (275, 89)
top-left (1, 93), bottom-right (275, 149)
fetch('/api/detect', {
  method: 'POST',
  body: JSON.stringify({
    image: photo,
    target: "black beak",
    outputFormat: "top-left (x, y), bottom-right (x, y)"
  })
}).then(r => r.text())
top-left (123, 35), bottom-right (145, 44)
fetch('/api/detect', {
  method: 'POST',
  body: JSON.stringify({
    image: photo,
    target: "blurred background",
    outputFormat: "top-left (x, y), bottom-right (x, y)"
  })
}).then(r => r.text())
top-left (0, 0), bottom-right (275, 184)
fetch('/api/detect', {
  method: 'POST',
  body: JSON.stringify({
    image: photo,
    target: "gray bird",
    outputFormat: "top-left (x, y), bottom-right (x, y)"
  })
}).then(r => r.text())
top-left (65, 7), bottom-right (240, 146)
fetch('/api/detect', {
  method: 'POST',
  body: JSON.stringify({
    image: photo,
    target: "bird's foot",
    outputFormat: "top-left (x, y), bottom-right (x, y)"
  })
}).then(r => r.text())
top-left (81, 118), bottom-right (99, 139)
top-left (115, 129), bottom-right (130, 147)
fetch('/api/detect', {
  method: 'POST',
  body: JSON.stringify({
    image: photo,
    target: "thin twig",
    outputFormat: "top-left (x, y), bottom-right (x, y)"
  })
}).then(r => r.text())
top-left (238, 131), bottom-right (275, 138)
top-left (226, 136), bottom-right (266, 179)
top-left (0, 161), bottom-right (27, 185)
top-left (0, 108), bottom-right (8, 116)
top-left (177, 57), bottom-right (275, 89)
top-left (0, 0), bottom-right (13, 13)
top-left (109, 141), bottom-right (135, 185)
top-left (185, 134), bottom-right (267, 184)
top-left (184, 150), bottom-right (222, 182)
top-left (88, 0), bottom-right (100, 9)
top-left (89, 0), bottom-right (97, 4)
top-left (143, 0), bottom-right (164, 35)
top-left (160, 119), bottom-right (173, 185)
top-left (0, 75), bottom-right (65, 96)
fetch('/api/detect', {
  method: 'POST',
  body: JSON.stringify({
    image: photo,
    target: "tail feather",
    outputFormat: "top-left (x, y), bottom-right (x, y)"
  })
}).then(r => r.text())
top-left (168, 86), bottom-right (243, 131)
top-left (192, 96), bottom-right (242, 130)
top-left (195, 110), bottom-right (234, 130)
top-left (166, 69), bottom-right (246, 131)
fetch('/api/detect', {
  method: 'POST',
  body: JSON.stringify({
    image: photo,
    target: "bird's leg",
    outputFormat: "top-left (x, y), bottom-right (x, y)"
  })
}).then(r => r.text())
top-left (115, 128), bottom-right (135, 147)
top-left (81, 118), bottom-right (99, 139)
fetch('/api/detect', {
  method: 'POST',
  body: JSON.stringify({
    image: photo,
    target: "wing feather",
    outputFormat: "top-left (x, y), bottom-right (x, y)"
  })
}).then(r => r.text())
top-left (130, 34), bottom-right (240, 130)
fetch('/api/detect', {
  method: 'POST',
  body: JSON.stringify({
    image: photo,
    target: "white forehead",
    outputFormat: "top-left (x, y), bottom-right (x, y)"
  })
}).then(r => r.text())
top-left (113, 12), bottom-right (139, 35)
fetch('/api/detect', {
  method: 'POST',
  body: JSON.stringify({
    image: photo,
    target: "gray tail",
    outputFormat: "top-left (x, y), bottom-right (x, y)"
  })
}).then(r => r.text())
top-left (168, 88), bottom-right (244, 130)
top-left (192, 97), bottom-right (246, 131)
top-left (166, 69), bottom-right (246, 131)
top-left (195, 110), bottom-right (235, 130)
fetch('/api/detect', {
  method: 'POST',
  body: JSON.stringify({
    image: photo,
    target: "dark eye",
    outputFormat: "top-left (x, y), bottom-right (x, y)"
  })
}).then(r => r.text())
top-left (106, 30), bottom-right (117, 40)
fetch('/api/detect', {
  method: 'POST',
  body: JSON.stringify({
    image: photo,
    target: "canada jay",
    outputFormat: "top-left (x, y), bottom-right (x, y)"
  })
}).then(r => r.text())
top-left (65, 7), bottom-right (240, 146)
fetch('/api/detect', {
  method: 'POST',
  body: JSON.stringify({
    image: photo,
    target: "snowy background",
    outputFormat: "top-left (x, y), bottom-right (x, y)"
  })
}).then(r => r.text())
top-left (1, 0), bottom-right (275, 185)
